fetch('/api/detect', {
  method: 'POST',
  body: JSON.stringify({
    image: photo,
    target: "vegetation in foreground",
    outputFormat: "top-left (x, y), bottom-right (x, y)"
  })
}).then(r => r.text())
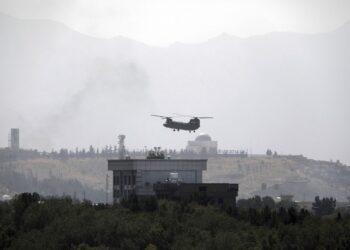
top-left (0, 193), bottom-right (350, 250)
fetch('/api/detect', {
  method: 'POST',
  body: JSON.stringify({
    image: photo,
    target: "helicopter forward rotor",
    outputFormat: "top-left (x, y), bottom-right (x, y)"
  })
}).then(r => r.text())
top-left (151, 114), bottom-right (173, 119)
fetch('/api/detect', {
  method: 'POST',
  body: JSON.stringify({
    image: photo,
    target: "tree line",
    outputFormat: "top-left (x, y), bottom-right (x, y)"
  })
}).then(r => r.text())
top-left (0, 193), bottom-right (349, 250)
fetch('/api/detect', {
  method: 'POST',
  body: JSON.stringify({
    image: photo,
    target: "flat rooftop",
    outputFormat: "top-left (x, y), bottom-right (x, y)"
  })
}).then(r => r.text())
top-left (108, 159), bottom-right (208, 162)
top-left (108, 158), bottom-right (207, 171)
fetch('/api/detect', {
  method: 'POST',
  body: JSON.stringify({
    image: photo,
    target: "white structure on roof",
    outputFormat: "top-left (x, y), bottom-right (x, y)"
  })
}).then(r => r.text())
top-left (186, 133), bottom-right (218, 154)
top-left (1, 194), bottom-right (11, 201)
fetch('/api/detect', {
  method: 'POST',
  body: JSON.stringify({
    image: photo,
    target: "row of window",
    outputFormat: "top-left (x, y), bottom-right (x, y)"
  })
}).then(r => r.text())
top-left (113, 173), bottom-right (136, 185)
top-left (113, 189), bottom-right (134, 198)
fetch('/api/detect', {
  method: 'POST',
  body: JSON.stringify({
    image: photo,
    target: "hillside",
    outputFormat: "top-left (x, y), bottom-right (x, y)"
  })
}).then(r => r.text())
top-left (0, 158), bottom-right (107, 202)
top-left (1, 154), bottom-right (349, 202)
top-left (205, 155), bottom-right (350, 201)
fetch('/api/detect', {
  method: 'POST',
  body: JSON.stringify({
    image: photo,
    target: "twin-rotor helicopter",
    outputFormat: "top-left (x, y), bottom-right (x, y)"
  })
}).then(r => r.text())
top-left (151, 114), bottom-right (213, 132)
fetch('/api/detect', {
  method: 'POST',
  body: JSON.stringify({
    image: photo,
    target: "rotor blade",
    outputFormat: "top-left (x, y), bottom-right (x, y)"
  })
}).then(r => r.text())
top-left (174, 113), bottom-right (213, 119)
top-left (151, 115), bottom-right (166, 118)
top-left (151, 114), bottom-right (168, 119)
top-left (173, 113), bottom-right (194, 118)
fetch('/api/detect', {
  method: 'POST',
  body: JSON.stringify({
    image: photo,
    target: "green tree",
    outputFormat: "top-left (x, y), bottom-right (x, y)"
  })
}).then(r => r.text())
top-left (312, 196), bottom-right (336, 216)
top-left (12, 192), bottom-right (40, 228)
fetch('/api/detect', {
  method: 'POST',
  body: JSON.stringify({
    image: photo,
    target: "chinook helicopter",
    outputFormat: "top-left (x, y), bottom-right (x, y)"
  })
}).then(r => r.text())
top-left (151, 114), bottom-right (213, 132)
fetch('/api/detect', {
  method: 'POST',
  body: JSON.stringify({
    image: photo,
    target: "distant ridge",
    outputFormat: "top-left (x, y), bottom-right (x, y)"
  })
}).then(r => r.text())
top-left (0, 13), bottom-right (349, 165)
top-left (1, 12), bottom-right (350, 46)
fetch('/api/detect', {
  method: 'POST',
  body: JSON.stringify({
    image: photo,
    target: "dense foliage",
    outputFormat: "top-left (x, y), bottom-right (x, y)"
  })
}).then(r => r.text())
top-left (312, 196), bottom-right (337, 216)
top-left (0, 193), bottom-right (350, 250)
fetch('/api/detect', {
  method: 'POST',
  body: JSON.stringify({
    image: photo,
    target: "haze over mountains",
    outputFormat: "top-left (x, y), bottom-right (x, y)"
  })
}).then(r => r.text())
top-left (0, 13), bottom-right (349, 164)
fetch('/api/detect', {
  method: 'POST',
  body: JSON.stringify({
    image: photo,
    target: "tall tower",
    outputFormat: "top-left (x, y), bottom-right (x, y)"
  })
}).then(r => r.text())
top-left (9, 128), bottom-right (20, 151)
top-left (118, 135), bottom-right (126, 159)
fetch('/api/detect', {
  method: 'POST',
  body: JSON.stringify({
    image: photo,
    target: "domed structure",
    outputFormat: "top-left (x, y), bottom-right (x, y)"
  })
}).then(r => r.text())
top-left (195, 133), bottom-right (212, 142)
top-left (186, 133), bottom-right (217, 155)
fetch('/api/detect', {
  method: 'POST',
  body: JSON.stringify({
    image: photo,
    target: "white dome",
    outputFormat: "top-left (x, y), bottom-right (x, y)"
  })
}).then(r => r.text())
top-left (195, 133), bottom-right (212, 142)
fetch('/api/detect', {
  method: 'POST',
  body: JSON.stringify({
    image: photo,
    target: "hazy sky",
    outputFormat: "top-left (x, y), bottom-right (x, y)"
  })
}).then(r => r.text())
top-left (1, 0), bottom-right (350, 45)
top-left (0, 1), bottom-right (349, 165)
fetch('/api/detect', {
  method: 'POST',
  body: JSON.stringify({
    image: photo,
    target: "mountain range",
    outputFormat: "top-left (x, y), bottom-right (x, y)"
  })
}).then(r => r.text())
top-left (0, 13), bottom-right (349, 164)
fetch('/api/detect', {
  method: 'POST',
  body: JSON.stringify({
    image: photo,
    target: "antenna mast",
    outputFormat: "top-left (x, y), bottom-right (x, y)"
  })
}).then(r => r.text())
top-left (118, 135), bottom-right (126, 159)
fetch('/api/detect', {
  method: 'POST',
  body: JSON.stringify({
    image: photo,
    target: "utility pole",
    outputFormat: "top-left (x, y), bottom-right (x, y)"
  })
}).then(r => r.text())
top-left (106, 173), bottom-right (109, 204)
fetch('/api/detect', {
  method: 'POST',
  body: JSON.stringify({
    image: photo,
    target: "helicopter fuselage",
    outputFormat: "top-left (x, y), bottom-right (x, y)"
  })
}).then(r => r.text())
top-left (163, 118), bottom-right (200, 131)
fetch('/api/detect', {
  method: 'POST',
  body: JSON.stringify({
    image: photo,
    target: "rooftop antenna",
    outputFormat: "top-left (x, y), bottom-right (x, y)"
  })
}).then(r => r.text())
top-left (118, 135), bottom-right (126, 159)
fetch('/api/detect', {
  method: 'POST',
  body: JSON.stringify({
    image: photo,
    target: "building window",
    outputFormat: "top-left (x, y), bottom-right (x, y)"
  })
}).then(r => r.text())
top-left (132, 175), bottom-right (136, 185)
top-left (128, 176), bottom-right (131, 185)
top-left (116, 176), bottom-right (119, 185)
top-left (124, 176), bottom-right (127, 185)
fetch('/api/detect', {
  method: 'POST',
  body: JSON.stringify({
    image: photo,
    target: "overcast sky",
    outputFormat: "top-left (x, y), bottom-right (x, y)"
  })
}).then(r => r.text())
top-left (0, 0), bottom-right (349, 165)
top-left (1, 0), bottom-right (350, 46)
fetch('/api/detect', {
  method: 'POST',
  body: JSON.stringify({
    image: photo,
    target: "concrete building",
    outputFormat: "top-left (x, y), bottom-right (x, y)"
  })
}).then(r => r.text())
top-left (186, 133), bottom-right (218, 154)
top-left (9, 128), bottom-right (19, 151)
top-left (108, 159), bottom-right (207, 203)
top-left (154, 183), bottom-right (239, 206)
